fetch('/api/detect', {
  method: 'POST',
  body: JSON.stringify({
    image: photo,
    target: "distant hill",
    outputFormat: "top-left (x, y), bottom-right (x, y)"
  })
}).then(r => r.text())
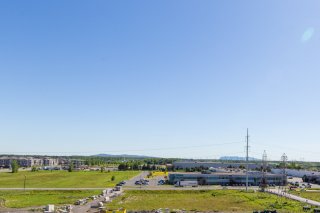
top-left (93, 154), bottom-right (157, 159)
top-left (219, 156), bottom-right (260, 161)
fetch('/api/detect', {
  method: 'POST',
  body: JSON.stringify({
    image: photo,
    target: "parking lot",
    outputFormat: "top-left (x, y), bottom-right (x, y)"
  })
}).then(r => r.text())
top-left (122, 172), bottom-right (320, 192)
top-left (124, 171), bottom-right (167, 188)
top-left (124, 171), bottom-right (149, 186)
top-left (288, 177), bottom-right (320, 189)
top-left (123, 172), bottom-right (257, 190)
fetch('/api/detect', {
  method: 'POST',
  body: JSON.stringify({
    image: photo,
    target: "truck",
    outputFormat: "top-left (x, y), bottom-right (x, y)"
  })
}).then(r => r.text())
top-left (174, 181), bottom-right (198, 187)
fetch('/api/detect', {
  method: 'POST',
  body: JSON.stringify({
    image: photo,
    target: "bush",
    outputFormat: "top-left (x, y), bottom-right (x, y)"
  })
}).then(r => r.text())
top-left (11, 160), bottom-right (19, 173)
top-left (111, 175), bottom-right (115, 181)
top-left (31, 166), bottom-right (38, 172)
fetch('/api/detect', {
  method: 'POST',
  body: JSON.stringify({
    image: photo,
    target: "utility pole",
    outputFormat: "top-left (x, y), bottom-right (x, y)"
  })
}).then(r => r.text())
top-left (246, 128), bottom-right (249, 192)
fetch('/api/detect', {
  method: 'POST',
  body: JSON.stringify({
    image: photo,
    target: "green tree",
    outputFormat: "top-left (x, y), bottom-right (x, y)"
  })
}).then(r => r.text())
top-left (100, 166), bottom-right (105, 173)
top-left (11, 160), bottom-right (19, 173)
top-left (68, 162), bottom-right (74, 172)
top-left (111, 175), bottom-right (115, 181)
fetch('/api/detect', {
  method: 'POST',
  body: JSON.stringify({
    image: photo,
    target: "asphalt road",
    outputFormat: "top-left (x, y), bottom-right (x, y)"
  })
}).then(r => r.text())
top-left (71, 194), bottom-right (105, 213)
top-left (71, 189), bottom-right (123, 213)
top-left (0, 188), bottom-right (106, 191)
top-left (124, 171), bottom-right (149, 187)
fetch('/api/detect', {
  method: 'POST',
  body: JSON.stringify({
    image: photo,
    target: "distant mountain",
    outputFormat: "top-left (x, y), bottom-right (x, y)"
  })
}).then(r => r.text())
top-left (219, 156), bottom-right (260, 161)
top-left (93, 154), bottom-right (157, 159)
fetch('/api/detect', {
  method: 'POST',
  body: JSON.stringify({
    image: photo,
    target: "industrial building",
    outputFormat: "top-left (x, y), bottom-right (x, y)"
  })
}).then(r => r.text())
top-left (168, 172), bottom-right (285, 186)
top-left (272, 168), bottom-right (320, 178)
top-left (173, 161), bottom-right (263, 170)
top-left (302, 174), bottom-right (320, 184)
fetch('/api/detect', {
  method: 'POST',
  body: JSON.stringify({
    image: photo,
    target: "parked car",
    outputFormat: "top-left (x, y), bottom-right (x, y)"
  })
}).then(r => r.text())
top-left (158, 180), bottom-right (165, 185)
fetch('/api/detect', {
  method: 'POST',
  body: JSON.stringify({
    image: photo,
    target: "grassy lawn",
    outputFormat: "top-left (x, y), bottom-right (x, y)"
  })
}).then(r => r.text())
top-left (0, 171), bottom-right (139, 188)
top-left (0, 190), bottom-right (100, 208)
top-left (290, 190), bottom-right (320, 202)
top-left (108, 190), bottom-right (305, 212)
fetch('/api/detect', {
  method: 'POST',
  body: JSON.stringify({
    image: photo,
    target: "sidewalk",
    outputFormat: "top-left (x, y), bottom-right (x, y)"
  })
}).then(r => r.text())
top-left (267, 188), bottom-right (320, 207)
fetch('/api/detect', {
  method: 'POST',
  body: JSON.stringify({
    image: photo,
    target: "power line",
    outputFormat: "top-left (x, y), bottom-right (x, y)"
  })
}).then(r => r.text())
top-left (254, 143), bottom-right (320, 155)
top-left (0, 141), bottom-right (243, 155)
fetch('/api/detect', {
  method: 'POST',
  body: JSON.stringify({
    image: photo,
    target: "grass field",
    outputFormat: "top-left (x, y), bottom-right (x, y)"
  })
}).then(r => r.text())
top-left (0, 190), bottom-right (100, 208)
top-left (108, 190), bottom-right (305, 212)
top-left (0, 171), bottom-right (139, 188)
top-left (290, 190), bottom-right (320, 202)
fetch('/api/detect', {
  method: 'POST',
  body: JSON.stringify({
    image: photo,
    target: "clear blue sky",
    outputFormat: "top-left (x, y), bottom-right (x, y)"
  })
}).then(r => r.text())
top-left (0, 1), bottom-right (319, 161)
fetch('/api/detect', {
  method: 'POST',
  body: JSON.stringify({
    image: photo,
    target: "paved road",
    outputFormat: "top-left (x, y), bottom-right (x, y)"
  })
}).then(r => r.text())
top-left (0, 208), bottom-right (32, 213)
top-left (267, 188), bottom-right (320, 207)
top-left (124, 171), bottom-right (149, 187)
top-left (71, 189), bottom-right (124, 213)
top-left (0, 188), bottom-right (106, 191)
top-left (72, 193), bottom-right (106, 213)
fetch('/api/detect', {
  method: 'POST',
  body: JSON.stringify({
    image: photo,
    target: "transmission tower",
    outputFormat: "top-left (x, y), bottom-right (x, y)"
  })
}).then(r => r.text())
top-left (281, 153), bottom-right (288, 187)
top-left (277, 153), bottom-right (288, 203)
top-left (260, 150), bottom-right (268, 192)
